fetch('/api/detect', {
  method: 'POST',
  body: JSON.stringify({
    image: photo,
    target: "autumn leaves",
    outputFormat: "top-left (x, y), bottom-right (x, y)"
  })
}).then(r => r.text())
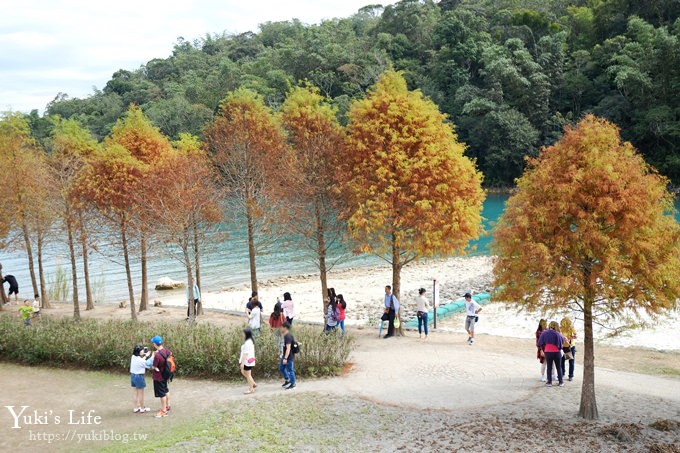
top-left (492, 115), bottom-right (680, 419)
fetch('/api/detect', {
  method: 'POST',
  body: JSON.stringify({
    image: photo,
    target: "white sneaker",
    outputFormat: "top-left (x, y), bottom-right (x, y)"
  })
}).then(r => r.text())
top-left (470, 338), bottom-right (475, 345)
top-left (540, 376), bottom-right (546, 382)
top-left (133, 407), bottom-right (141, 413)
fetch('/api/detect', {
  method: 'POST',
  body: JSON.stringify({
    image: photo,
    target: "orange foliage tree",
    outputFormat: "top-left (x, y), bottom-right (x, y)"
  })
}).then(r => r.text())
top-left (143, 134), bottom-right (224, 320)
top-left (205, 89), bottom-right (289, 293)
top-left (76, 145), bottom-right (144, 320)
top-left (339, 70), bottom-right (485, 321)
top-left (49, 117), bottom-right (100, 318)
top-left (492, 115), bottom-right (680, 419)
top-left (279, 85), bottom-right (347, 316)
top-left (106, 105), bottom-right (173, 312)
top-left (0, 113), bottom-right (53, 304)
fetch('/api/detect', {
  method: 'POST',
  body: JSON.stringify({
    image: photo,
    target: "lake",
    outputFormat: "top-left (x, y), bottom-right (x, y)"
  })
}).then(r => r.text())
top-left (0, 193), bottom-right (672, 302)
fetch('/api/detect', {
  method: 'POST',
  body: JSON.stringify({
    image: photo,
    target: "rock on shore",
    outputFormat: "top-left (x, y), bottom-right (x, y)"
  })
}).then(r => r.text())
top-left (155, 277), bottom-right (185, 290)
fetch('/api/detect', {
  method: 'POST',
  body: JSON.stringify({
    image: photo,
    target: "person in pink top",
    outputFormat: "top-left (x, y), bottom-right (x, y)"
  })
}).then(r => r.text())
top-left (282, 292), bottom-right (295, 325)
top-left (537, 321), bottom-right (564, 387)
top-left (336, 294), bottom-right (347, 336)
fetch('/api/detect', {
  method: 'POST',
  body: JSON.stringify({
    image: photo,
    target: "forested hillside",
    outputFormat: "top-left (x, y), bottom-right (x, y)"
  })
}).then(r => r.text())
top-left (38, 0), bottom-right (680, 186)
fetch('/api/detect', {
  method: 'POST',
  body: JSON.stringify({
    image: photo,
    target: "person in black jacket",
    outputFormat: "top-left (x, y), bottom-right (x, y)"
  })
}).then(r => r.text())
top-left (3, 275), bottom-right (19, 302)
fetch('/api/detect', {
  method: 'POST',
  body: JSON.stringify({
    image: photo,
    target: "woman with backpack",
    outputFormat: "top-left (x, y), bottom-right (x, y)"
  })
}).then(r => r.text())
top-left (336, 294), bottom-right (347, 336)
top-left (239, 328), bottom-right (257, 394)
top-left (325, 297), bottom-right (339, 334)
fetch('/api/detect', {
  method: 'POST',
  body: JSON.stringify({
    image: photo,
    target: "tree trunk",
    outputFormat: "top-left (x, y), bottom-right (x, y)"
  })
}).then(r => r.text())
top-left (121, 223), bottom-right (137, 321)
top-left (193, 221), bottom-right (203, 315)
top-left (184, 230), bottom-right (196, 321)
top-left (315, 201), bottom-right (329, 322)
top-left (21, 223), bottom-right (40, 298)
top-left (139, 234), bottom-right (148, 312)
top-left (246, 204), bottom-right (258, 294)
top-left (391, 232), bottom-right (403, 336)
top-left (193, 221), bottom-right (201, 289)
top-left (37, 232), bottom-right (51, 308)
top-left (80, 213), bottom-right (94, 310)
top-left (66, 219), bottom-right (80, 320)
top-left (579, 293), bottom-right (599, 419)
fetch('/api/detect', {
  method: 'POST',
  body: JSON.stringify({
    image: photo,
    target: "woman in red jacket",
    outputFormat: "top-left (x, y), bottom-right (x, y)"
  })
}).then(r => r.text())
top-left (336, 294), bottom-right (347, 336)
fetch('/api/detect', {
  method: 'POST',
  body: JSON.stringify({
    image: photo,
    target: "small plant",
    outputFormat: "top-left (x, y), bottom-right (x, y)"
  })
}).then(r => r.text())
top-left (650, 419), bottom-right (679, 432)
top-left (366, 313), bottom-right (379, 328)
top-left (92, 272), bottom-right (106, 304)
top-left (46, 265), bottom-right (70, 302)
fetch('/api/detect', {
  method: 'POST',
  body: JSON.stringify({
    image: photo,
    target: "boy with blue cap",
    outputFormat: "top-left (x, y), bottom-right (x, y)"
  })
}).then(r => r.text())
top-left (150, 335), bottom-right (172, 418)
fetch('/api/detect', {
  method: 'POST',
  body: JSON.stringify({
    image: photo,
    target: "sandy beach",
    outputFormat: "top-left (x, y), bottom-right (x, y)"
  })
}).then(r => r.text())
top-left (148, 255), bottom-right (680, 351)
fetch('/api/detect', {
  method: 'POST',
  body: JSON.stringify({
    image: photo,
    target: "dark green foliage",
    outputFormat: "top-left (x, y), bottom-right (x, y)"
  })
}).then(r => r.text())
top-left (37, 0), bottom-right (680, 186)
top-left (0, 316), bottom-right (352, 380)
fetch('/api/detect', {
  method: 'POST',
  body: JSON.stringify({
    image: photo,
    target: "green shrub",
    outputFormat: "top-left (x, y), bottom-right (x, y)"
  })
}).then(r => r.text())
top-left (0, 315), bottom-right (353, 380)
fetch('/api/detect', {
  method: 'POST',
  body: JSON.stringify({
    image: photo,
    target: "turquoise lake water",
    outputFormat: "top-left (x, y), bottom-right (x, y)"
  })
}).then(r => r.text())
top-left (0, 193), bottom-right (673, 302)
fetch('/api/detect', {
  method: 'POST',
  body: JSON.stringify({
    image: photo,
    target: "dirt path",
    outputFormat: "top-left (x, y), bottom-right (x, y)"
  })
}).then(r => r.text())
top-left (0, 321), bottom-right (679, 452)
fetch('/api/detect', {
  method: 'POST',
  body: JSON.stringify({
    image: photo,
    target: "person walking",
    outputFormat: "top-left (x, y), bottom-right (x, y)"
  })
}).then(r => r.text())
top-left (560, 317), bottom-right (577, 382)
top-left (416, 288), bottom-right (430, 339)
top-left (279, 322), bottom-right (297, 390)
top-left (282, 292), bottom-right (295, 325)
top-left (336, 294), bottom-right (347, 336)
top-left (186, 282), bottom-right (200, 320)
top-left (324, 297), bottom-right (339, 334)
top-left (239, 328), bottom-right (257, 394)
top-left (18, 300), bottom-right (33, 327)
top-left (269, 301), bottom-right (285, 329)
top-left (464, 293), bottom-right (482, 345)
top-left (381, 285), bottom-right (399, 339)
top-left (538, 321), bottom-right (564, 387)
top-left (248, 301), bottom-right (262, 334)
top-left (536, 319), bottom-right (547, 381)
top-left (150, 336), bottom-right (172, 417)
top-left (246, 292), bottom-right (263, 317)
top-left (4, 275), bottom-right (19, 302)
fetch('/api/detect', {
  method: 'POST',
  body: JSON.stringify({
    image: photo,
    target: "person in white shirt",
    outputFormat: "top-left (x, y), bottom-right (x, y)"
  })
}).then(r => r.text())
top-left (248, 304), bottom-right (262, 332)
top-left (32, 294), bottom-right (41, 318)
top-left (415, 288), bottom-right (430, 339)
top-left (239, 328), bottom-right (257, 394)
top-left (129, 345), bottom-right (153, 413)
top-left (464, 292), bottom-right (482, 345)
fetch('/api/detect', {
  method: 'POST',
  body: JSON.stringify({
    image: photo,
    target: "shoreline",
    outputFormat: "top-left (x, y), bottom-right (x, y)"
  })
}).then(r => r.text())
top-left (26, 254), bottom-right (680, 352)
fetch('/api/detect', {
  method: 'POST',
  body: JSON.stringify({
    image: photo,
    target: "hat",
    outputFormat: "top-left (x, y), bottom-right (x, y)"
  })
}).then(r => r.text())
top-left (151, 335), bottom-right (163, 345)
top-left (464, 293), bottom-right (472, 299)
